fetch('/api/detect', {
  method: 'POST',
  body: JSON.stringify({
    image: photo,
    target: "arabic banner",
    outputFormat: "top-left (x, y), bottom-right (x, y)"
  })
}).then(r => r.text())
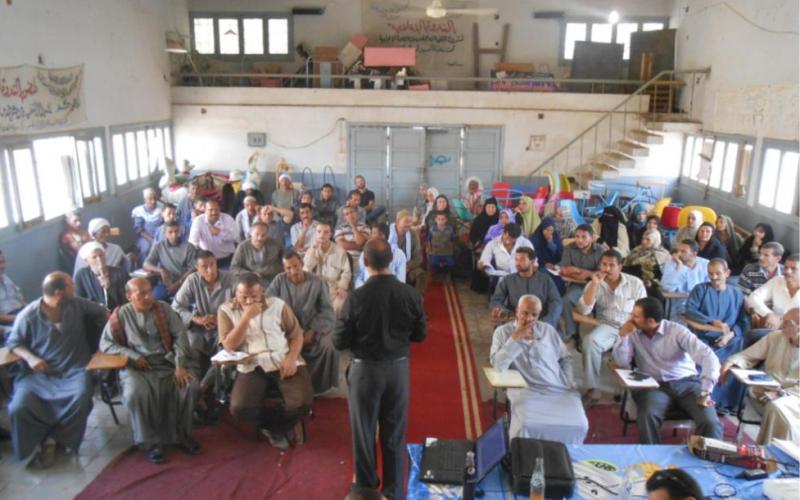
top-left (361, 0), bottom-right (473, 86)
top-left (0, 65), bottom-right (86, 134)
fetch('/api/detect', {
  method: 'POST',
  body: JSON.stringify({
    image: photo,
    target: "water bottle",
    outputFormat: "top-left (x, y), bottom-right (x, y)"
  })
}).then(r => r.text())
top-left (529, 456), bottom-right (545, 500)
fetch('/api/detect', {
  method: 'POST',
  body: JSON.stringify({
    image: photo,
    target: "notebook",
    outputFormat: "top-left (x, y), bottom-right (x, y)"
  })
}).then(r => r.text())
top-left (420, 418), bottom-right (508, 485)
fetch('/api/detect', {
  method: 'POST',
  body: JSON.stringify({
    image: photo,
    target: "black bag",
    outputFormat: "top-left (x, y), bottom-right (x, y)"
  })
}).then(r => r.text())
top-left (510, 437), bottom-right (575, 498)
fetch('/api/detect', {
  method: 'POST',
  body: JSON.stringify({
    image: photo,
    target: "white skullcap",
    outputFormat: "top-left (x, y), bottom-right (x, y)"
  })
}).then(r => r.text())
top-left (241, 180), bottom-right (256, 191)
top-left (78, 241), bottom-right (104, 261)
top-left (229, 169), bottom-right (243, 182)
top-left (87, 218), bottom-right (111, 236)
top-left (278, 173), bottom-right (292, 183)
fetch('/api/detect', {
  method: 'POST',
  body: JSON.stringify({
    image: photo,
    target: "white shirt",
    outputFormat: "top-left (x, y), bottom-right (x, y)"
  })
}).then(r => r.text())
top-left (746, 276), bottom-right (800, 317)
top-left (290, 220), bottom-right (318, 253)
top-left (576, 273), bottom-right (647, 328)
top-left (479, 235), bottom-right (534, 274)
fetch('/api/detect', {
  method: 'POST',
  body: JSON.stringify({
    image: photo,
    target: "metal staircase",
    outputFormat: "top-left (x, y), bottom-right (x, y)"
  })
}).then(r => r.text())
top-left (524, 68), bottom-right (710, 187)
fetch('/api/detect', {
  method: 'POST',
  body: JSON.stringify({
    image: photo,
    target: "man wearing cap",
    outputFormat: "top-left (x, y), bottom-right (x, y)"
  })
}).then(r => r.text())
top-left (74, 218), bottom-right (128, 275)
top-left (235, 195), bottom-right (259, 240)
top-left (188, 198), bottom-right (240, 268)
top-left (271, 174), bottom-right (298, 222)
top-left (233, 179), bottom-right (264, 216)
top-left (74, 243), bottom-right (128, 310)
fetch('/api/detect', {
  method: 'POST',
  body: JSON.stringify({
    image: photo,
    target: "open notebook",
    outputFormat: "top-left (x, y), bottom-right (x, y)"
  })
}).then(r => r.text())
top-left (483, 366), bottom-right (528, 388)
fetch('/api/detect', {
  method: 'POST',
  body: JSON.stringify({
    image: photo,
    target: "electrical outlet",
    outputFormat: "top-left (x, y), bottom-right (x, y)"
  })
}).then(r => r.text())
top-left (248, 132), bottom-right (267, 148)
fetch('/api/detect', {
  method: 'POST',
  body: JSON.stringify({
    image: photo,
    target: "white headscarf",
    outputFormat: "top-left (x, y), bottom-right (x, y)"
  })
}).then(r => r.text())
top-left (87, 218), bottom-right (110, 236)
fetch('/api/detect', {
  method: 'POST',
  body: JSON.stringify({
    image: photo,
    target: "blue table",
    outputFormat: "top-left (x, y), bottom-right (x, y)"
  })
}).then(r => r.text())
top-left (408, 443), bottom-right (796, 499)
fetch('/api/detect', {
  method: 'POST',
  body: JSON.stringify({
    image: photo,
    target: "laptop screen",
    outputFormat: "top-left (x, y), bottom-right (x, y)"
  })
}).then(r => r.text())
top-left (475, 418), bottom-right (507, 480)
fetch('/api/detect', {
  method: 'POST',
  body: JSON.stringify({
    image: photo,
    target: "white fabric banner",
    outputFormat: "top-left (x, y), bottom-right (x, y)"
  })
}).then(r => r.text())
top-left (0, 64), bottom-right (86, 134)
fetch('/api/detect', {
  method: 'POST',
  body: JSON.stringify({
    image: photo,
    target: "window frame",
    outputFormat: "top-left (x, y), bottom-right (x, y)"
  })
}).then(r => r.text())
top-left (679, 132), bottom-right (755, 194)
top-left (189, 12), bottom-right (294, 61)
top-left (756, 138), bottom-right (799, 216)
top-left (559, 16), bottom-right (669, 65)
top-left (109, 121), bottom-right (173, 192)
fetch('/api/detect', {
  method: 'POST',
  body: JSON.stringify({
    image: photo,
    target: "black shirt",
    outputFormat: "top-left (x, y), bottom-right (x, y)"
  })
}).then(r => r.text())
top-left (334, 274), bottom-right (426, 361)
top-left (358, 189), bottom-right (375, 208)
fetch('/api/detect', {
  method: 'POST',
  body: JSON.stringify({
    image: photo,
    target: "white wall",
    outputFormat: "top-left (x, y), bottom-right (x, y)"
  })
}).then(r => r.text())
top-left (0, 0), bottom-right (187, 132)
top-left (672, 0), bottom-right (799, 140)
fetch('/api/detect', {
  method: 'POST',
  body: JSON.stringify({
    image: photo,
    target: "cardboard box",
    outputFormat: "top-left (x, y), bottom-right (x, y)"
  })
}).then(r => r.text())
top-left (364, 47), bottom-right (416, 67)
top-left (313, 46), bottom-right (339, 61)
top-left (496, 62), bottom-right (536, 73)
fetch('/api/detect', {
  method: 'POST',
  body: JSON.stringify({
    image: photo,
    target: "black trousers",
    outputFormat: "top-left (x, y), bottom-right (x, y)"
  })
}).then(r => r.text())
top-left (347, 357), bottom-right (409, 500)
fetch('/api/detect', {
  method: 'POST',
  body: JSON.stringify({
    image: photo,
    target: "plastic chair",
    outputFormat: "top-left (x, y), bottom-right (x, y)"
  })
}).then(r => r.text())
top-left (652, 197), bottom-right (672, 217)
top-left (677, 205), bottom-right (717, 227)
top-left (490, 182), bottom-right (511, 205)
top-left (560, 199), bottom-right (587, 226)
top-left (451, 198), bottom-right (475, 221)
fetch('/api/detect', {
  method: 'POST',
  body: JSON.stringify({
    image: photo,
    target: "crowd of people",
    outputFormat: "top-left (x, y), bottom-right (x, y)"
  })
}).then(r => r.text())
top-left (0, 173), bottom-right (797, 499)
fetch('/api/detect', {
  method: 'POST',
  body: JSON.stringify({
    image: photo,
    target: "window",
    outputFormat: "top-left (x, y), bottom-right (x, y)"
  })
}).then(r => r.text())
top-left (758, 142), bottom-right (799, 215)
top-left (561, 17), bottom-right (668, 62)
top-left (111, 122), bottom-right (173, 187)
top-left (681, 133), bottom-right (755, 194)
top-left (190, 13), bottom-right (292, 59)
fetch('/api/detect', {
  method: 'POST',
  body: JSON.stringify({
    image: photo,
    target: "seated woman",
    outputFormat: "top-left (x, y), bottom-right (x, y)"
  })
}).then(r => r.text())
top-left (59, 210), bottom-right (91, 271)
top-left (645, 215), bottom-right (670, 251)
top-left (553, 204), bottom-right (577, 240)
top-left (463, 177), bottom-right (484, 217)
top-left (418, 186), bottom-right (439, 227)
top-left (624, 228), bottom-right (670, 300)
top-left (485, 208), bottom-right (517, 244)
top-left (530, 217), bottom-right (564, 293)
top-left (626, 203), bottom-right (649, 250)
top-left (715, 214), bottom-right (742, 271)
top-left (696, 222), bottom-right (727, 261)
top-left (673, 209), bottom-right (703, 247)
top-left (424, 194), bottom-right (456, 229)
top-left (515, 195), bottom-right (540, 237)
top-left (592, 206), bottom-right (630, 258)
top-left (736, 222), bottom-right (775, 273)
top-left (468, 197), bottom-right (499, 253)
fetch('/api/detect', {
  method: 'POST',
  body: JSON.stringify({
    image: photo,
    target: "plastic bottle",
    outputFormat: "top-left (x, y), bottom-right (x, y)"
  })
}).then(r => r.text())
top-left (529, 456), bottom-right (545, 500)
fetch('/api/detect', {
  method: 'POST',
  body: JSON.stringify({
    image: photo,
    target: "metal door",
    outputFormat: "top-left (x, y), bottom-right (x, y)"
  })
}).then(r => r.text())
top-left (349, 126), bottom-right (388, 207)
top-left (462, 127), bottom-right (503, 196)
top-left (388, 127), bottom-right (425, 213)
top-left (425, 127), bottom-right (461, 199)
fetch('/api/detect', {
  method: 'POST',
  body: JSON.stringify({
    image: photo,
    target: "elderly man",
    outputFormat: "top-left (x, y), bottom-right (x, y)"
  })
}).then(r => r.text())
top-left (131, 187), bottom-right (164, 260)
top-left (219, 273), bottom-right (313, 450)
top-left (290, 203), bottom-right (318, 256)
top-left (478, 223), bottom-right (534, 275)
top-left (303, 221), bottom-right (351, 316)
top-left (613, 297), bottom-right (723, 444)
top-left (490, 295), bottom-right (587, 443)
top-left (74, 242), bottom-right (128, 310)
top-left (74, 218), bottom-right (127, 274)
top-left (188, 198), bottom-right (239, 267)
top-left (144, 221), bottom-right (198, 301)
top-left (684, 258), bottom-right (749, 412)
top-left (268, 251), bottom-right (339, 395)
top-left (337, 190), bottom-right (367, 225)
top-left (335, 205), bottom-right (371, 266)
top-left (230, 222), bottom-right (285, 286)
top-left (576, 250), bottom-right (647, 407)
top-left (0, 250), bottom-right (25, 337)
top-left (721, 308), bottom-right (800, 444)
top-left (235, 195), bottom-right (259, 241)
top-left (355, 175), bottom-right (386, 223)
top-left (559, 224), bottom-right (606, 342)
top-left (100, 278), bottom-right (200, 464)
top-left (389, 210), bottom-right (428, 295)
top-left (745, 253), bottom-right (800, 346)
top-left (7, 272), bottom-right (107, 464)
top-left (738, 241), bottom-right (785, 296)
top-left (490, 247), bottom-right (562, 330)
top-left (355, 223), bottom-right (406, 288)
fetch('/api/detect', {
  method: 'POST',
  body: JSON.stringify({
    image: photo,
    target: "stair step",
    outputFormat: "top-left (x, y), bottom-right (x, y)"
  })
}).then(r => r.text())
top-left (645, 120), bottom-right (702, 133)
top-left (612, 168), bottom-right (639, 177)
top-left (629, 129), bottom-right (664, 145)
top-left (599, 169), bottom-right (620, 180)
top-left (618, 140), bottom-right (650, 157)
top-left (604, 152), bottom-right (636, 169)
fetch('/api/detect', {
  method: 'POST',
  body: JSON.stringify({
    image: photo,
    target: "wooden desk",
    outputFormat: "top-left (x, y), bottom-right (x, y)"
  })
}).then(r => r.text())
top-left (562, 276), bottom-right (589, 285)
top-left (0, 347), bottom-right (21, 366)
top-left (86, 352), bottom-right (128, 371)
top-left (482, 364), bottom-right (527, 419)
top-left (663, 291), bottom-right (689, 318)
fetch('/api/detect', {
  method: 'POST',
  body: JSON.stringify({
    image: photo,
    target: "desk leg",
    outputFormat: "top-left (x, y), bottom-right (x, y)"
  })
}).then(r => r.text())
top-left (492, 388), bottom-right (499, 420)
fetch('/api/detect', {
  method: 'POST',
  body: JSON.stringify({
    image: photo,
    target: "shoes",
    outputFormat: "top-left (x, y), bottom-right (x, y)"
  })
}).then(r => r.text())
top-left (260, 429), bottom-right (290, 451)
top-left (177, 437), bottom-right (202, 456)
top-left (38, 439), bottom-right (57, 468)
top-left (147, 445), bottom-right (165, 464)
top-left (581, 391), bottom-right (601, 411)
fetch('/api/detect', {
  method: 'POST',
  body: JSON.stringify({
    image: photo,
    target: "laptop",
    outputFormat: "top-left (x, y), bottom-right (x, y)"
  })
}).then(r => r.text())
top-left (420, 418), bottom-right (508, 485)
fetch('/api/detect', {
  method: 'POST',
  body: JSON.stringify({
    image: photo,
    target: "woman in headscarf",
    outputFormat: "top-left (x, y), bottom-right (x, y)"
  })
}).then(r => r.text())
top-left (645, 215), bottom-right (670, 251)
top-left (624, 228), bottom-right (670, 300)
top-left (420, 186), bottom-right (440, 226)
top-left (673, 209), bottom-right (703, 246)
top-left (736, 222), bottom-right (775, 272)
top-left (469, 197), bottom-right (499, 252)
top-left (715, 214), bottom-right (743, 271)
top-left (626, 203), bottom-right (649, 249)
top-left (463, 177), bottom-right (485, 217)
top-left (554, 204), bottom-right (578, 240)
top-left (531, 217), bottom-right (563, 270)
top-left (695, 222), bottom-right (727, 260)
top-left (425, 194), bottom-right (456, 229)
top-left (592, 206), bottom-right (630, 258)
top-left (485, 208), bottom-right (516, 244)
top-left (515, 195), bottom-right (540, 236)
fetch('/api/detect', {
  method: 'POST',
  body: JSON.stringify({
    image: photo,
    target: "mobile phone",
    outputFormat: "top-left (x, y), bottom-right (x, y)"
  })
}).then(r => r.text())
top-left (629, 371), bottom-right (649, 381)
top-left (748, 374), bottom-right (773, 382)
top-left (738, 469), bottom-right (768, 480)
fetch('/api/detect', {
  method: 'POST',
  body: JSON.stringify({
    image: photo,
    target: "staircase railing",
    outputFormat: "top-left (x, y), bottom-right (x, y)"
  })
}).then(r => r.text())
top-left (524, 67), bottom-right (711, 185)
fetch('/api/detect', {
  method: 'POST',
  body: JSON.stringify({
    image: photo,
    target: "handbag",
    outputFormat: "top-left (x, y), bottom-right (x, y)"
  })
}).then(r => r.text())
top-left (510, 437), bottom-right (575, 498)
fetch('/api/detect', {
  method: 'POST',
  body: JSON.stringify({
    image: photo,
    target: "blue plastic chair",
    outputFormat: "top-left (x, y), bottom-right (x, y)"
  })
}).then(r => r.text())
top-left (559, 199), bottom-right (587, 226)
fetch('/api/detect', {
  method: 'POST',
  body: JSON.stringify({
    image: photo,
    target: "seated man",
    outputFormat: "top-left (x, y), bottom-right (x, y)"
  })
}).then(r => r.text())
top-left (490, 295), bottom-right (587, 443)
top-left (257, 204), bottom-right (292, 248)
top-left (290, 203), bottom-right (318, 256)
top-left (721, 308), bottom-right (800, 445)
top-left (100, 278), bottom-right (200, 464)
top-left (7, 272), bottom-right (107, 464)
top-left (131, 187), bottom-right (164, 260)
top-left (303, 222), bottom-right (351, 316)
top-left (335, 205), bottom-right (371, 273)
top-left (316, 183), bottom-right (340, 228)
top-left (74, 218), bottom-right (128, 274)
top-left (613, 297), bottom-right (723, 444)
top-left (0, 249), bottom-right (25, 338)
top-left (684, 258), bottom-right (749, 412)
top-left (230, 222), bottom-right (285, 286)
top-left (188, 198), bottom-right (239, 268)
top-left (559, 224), bottom-right (605, 340)
top-left (737, 242), bottom-right (784, 296)
top-left (389, 210), bottom-right (428, 295)
top-left (354, 223), bottom-right (406, 288)
top-left (661, 239), bottom-right (709, 317)
top-left (745, 253), bottom-right (800, 346)
top-left (478, 223), bottom-right (534, 275)
top-left (144, 221), bottom-right (198, 301)
top-left (177, 181), bottom-right (199, 230)
top-left (490, 247), bottom-right (562, 330)
top-left (219, 273), bottom-right (313, 450)
top-left (154, 203), bottom-right (182, 243)
top-left (355, 175), bottom-right (386, 223)
top-left (74, 242), bottom-right (128, 310)
top-left (268, 252), bottom-right (339, 395)
top-left (575, 250), bottom-right (647, 407)
top-left (336, 190), bottom-right (367, 225)
top-left (235, 195), bottom-right (259, 241)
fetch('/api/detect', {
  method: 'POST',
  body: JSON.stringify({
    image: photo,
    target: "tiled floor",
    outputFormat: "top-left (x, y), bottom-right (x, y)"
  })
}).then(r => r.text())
top-left (0, 280), bottom-right (759, 498)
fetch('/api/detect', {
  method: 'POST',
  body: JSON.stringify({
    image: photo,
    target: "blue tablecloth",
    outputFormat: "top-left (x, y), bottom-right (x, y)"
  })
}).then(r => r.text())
top-left (407, 442), bottom-right (796, 499)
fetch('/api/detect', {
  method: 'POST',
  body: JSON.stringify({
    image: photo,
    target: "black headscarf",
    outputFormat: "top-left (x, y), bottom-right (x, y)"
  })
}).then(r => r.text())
top-left (426, 194), bottom-right (454, 227)
top-left (736, 222), bottom-right (775, 269)
top-left (469, 197), bottom-right (499, 246)
top-left (598, 206), bottom-right (626, 248)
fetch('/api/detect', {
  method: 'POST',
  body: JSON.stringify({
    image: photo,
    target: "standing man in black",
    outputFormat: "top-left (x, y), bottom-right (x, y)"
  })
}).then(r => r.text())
top-left (334, 239), bottom-right (427, 499)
